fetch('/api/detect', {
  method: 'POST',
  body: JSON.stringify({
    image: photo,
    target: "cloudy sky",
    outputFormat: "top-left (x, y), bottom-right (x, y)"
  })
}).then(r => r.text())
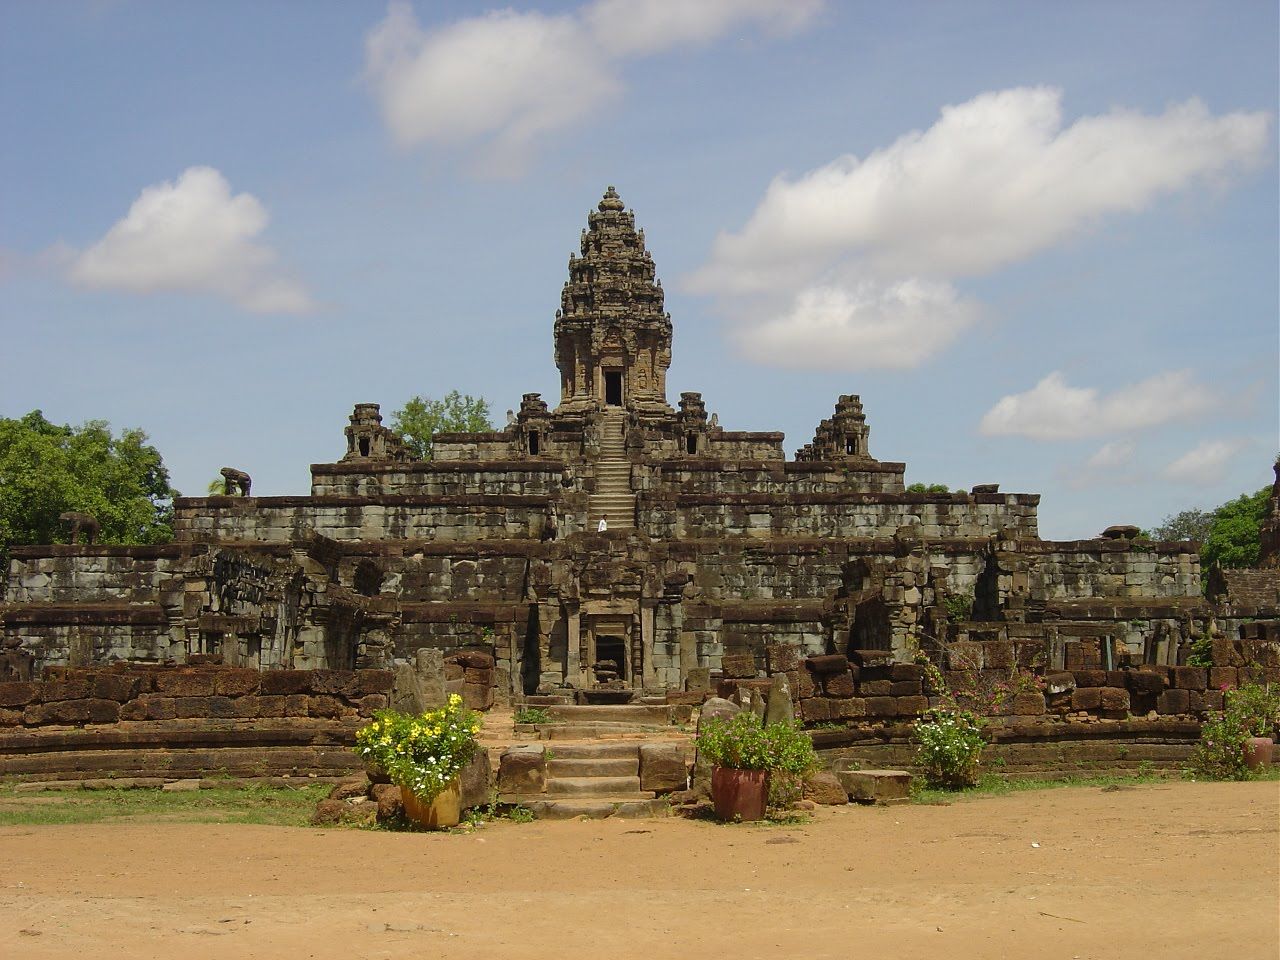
top-left (1, 0), bottom-right (1275, 538)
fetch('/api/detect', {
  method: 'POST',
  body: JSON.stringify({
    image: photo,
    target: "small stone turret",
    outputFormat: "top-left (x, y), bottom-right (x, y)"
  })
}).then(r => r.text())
top-left (516, 393), bottom-right (552, 456)
top-left (343, 403), bottom-right (411, 462)
top-left (677, 392), bottom-right (708, 456)
top-left (800, 395), bottom-right (875, 462)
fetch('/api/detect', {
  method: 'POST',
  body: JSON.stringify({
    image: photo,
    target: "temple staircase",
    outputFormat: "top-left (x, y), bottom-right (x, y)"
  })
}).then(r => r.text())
top-left (589, 409), bottom-right (635, 530)
top-left (503, 702), bottom-right (694, 819)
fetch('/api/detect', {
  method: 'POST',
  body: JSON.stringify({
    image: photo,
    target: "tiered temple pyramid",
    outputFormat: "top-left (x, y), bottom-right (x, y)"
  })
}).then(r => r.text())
top-left (4, 187), bottom-right (1238, 699)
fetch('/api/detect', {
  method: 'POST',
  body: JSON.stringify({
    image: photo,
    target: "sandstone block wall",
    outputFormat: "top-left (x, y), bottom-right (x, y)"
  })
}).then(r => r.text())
top-left (0, 662), bottom-right (394, 729)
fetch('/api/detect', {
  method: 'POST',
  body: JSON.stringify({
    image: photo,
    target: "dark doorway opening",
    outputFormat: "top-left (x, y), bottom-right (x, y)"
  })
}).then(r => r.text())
top-left (528, 430), bottom-right (540, 455)
top-left (359, 437), bottom-right (370, 457)
top-left (845, 438), bottom-right (856, 454)
top-left (594, 636), bottom-right (627, 683)
top-left (521, 605), bottom-right (541, 695)
top-left (686, 434), bottom-right (698, 455)
top-left (604, 370), bottom-right (623, 406)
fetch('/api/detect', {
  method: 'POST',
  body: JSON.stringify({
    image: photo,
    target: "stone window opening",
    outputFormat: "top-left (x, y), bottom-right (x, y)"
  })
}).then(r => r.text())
top-left (359, 437), bottom-right (370, 457)
top-left (686, 433), bottom-right (698, 455)
top-left (353, 560), bottom-right (384, 598)
top-left (528, 430), bottom-right (540, 455)
top-left (845, 437), bottom-right (856, 455)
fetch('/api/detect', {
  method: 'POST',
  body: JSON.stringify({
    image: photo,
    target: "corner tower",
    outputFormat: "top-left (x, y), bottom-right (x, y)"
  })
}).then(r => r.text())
top-left (554, 186), bottom-right (673, 417)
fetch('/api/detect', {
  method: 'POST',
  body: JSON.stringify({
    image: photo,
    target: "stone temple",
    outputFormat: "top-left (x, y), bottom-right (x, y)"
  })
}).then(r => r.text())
top-left (3, 187), bottom-right (1239, 703)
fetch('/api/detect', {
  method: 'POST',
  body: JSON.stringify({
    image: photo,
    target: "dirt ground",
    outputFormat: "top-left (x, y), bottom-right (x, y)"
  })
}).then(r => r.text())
top-left (0, 779), bottom-right (1275, 960)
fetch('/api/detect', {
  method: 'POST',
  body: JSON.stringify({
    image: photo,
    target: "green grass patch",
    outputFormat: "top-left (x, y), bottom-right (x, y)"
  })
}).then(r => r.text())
top-left (0, 782), bottom-right (330, 827)
top-left (911, 766), bottom-right (1280, 805)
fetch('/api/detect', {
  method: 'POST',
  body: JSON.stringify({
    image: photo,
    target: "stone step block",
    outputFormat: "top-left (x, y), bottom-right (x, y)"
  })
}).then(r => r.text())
top-left (546, 704), bottom-right (672, 724)
top-left (548, 757), bottom-right (638, 778)
top-left (520, 797), bottom-right (668, 820)
top-left (529, 722), bottom-right (681, 739)
top-left (545, 775), bottom-right (646, 796)
top-left (547, 741), bottom-right (643, 760)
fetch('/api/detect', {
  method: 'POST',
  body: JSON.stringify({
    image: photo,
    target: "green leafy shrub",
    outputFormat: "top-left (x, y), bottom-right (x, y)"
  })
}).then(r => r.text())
top-left (696, 712), bottom-right (817, 775)
top-left (354, 694), bottom-right (481, 801)
top-left (514, 706), bottom-right (552, 725)
top-left (1186, 712), bottom-right (1251, 781)
top-left (913, 708), bottom-right (984, 789)
top-left (1225, 682), bottom-right (1280, 737)
top-left (943, 591), bottom-right (974, 624)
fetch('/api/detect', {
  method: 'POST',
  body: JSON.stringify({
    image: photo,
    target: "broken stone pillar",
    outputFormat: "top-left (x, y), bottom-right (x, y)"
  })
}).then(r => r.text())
top-left (764, 672), bottom-right (794, 726)
top-left (414, 647), bottom-right (446, 709)
top-left (685, 666), bottom-right (711, 692)
top-left (389, 662), bottom-right (425, 714)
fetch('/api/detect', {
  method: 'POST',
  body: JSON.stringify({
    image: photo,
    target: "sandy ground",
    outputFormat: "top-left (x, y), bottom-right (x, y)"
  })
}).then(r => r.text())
top-left (0, 780), bottom-right (1276, 960)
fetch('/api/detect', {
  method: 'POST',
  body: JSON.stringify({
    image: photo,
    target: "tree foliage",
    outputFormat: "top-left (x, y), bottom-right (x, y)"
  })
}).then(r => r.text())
top-left (0, 410), bottom-right (177, 548)
top-left (1149, 507), bottom-right (1214, 543)
top-left (1200, 486), bottom-right (1270, 572)
top-left (389, 392), bottom-right (494, 460)
top-left (906, 482), bottom-right (949, 493)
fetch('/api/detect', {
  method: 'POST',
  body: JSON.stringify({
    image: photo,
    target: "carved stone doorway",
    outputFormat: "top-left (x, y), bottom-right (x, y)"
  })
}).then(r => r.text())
top-left (604, 369), bottom-right (623, 406)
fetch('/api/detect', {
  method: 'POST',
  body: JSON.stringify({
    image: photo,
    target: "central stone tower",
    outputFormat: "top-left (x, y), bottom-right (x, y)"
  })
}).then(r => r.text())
top-left (553, 186), bottom-right (673, 417)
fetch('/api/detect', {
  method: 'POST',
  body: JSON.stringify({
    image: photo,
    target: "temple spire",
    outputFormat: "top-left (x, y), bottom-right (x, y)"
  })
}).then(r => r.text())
top-left (553, 187), bottom-right (673, 416)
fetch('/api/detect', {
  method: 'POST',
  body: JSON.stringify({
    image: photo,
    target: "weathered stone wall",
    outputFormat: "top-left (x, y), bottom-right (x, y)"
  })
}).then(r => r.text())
top-left (647, 460), bottom-right (907, 496)
top-left (0, 663), bottom-right (393, 729)
top-left (173, 496), bottom-right (551, 543)
top-left (1015, 541), bottom-right (1201, 601)
top-left (640, 493), bottom-right (1040, 540)
top-left (5, 545), bottom-right (195, 604)
top-left (311, 461), bottom-right (568, 498)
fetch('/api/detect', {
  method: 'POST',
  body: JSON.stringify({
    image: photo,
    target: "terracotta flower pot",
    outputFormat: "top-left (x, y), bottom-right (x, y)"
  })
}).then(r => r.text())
top-left (1245, 737), bottom-right (1274, 771)
top-left (400, 780), bottom-right (461, 830)
top-left (711, 767), bottom-right (769, 822)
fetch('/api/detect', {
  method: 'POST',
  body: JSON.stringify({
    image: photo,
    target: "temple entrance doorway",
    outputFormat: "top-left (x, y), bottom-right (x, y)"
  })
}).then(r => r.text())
top-left (604, 370), bottom-right (623, 406)
top-left (594, 635), bottom-right (627, 684)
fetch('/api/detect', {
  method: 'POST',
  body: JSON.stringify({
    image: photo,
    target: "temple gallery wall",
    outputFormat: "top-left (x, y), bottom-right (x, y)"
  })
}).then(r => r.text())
top-left (3, 187), bottom-right (1278, 725)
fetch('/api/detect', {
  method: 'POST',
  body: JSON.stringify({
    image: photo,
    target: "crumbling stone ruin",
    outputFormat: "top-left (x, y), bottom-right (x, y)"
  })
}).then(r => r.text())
top-left (3, 187), bottom-right (1277, 737)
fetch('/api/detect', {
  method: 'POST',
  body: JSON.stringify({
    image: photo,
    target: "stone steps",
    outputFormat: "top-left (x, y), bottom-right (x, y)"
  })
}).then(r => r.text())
top-left (589, 411), bottom-right (635, 529)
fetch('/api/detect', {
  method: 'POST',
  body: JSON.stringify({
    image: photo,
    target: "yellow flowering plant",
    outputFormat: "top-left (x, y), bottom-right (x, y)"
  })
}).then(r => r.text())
top-left (354, 694), bottom-right (482, 801)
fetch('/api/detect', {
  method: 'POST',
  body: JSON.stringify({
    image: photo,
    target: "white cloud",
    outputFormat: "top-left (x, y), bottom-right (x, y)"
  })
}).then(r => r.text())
top-left (70, 167), bottom-right (312, 314)
top-left (365, 4), bottom-right (615, 170)
top-left (363, 0), bottom-right (822, 170)
top-left (978, 370), bottom-right (1218, 440)
top-left (1086, 440), bottom-right (1136, 471)
top-left (734, 278), bottom-right (978, 370)
top-left (691, 88), bottom-right (1270, 294)
top-left (584, 0), bottom-right (822, 57)
top-left (688, 87), bottom-right (1269, 371)
top-left (1164, 438), bottom-right (1251, 486)
top-left (1065, 439), bottom-right (1141, 490)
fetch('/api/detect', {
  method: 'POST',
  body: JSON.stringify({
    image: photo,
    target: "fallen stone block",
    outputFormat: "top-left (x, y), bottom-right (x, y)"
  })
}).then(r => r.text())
top-left (837, 769), bottom-right (912, 805)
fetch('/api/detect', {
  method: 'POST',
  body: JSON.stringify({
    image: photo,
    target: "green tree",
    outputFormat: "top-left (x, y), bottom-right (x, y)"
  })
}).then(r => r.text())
top-left (390, 392), bottom-right (494, 460)
top-left (0, 410), bottom-right (177, 549)
top-left (1149, 507), bottom-right (1214, 542)
top-left (906, 482), bottom-right (949, 493)
top-left (1201, 486), bottom-right (1270, 572)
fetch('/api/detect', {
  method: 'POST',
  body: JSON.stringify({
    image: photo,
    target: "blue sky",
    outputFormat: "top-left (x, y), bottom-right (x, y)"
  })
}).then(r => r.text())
top-left (1, 0), bottom-right (1275, 538)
